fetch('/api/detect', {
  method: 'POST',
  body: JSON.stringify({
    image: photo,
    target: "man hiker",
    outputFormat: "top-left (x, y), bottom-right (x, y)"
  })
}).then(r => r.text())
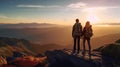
top-left (72, 19), bottom-right (82, 55)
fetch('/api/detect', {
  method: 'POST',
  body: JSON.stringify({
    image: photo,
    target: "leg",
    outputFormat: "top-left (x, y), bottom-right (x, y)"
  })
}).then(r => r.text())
top-left (73, 37), bottom-right (77, 54)
top-left (82, 38), bottom-right (86, 57)
top-left (77, 36), bottom-right (80, 54)
top-left (87, 38), bottom-right (91, 59)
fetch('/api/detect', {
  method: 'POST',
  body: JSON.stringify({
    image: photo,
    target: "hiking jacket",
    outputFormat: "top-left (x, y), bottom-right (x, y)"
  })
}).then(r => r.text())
top-left (72, 22), bottom-right (82, 37)
top-left (82, 25), bottom-right (93, 38)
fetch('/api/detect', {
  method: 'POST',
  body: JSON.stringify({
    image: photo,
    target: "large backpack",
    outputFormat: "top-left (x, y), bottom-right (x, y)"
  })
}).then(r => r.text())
top-left (72, 23), bottom-right (82, 37)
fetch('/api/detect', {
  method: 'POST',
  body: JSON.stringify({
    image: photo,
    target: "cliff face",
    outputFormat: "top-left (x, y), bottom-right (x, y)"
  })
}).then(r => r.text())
top-left (115, 39), bottom-right (120, 43)
top-left (94, 39), bottom-right (120, 59)
top-left (0, 37), bottom-right (36, 56)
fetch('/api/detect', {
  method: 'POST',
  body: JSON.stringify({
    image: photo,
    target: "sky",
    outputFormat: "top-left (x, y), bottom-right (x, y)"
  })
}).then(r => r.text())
top-left (0, 0), bottom-right (120, 25)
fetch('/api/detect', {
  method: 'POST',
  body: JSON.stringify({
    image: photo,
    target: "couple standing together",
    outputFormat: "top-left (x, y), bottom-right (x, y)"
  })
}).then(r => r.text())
top-left (72, 19), bottom-right (93, 58)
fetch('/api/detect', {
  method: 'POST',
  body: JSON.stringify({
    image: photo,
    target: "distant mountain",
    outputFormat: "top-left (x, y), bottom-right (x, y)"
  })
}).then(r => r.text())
top-left (95, 23), bottom-right (120, 25)
top-left (0, 23), bottom-right (61, 28)
top-left (91, 34), bottom-right (120, 49)
top-left (29, 34), bottom-right (120, 54)
top-left (0, 37), bottom-right (36, 56)
top-left (66, 34), bottom-right (120, 50)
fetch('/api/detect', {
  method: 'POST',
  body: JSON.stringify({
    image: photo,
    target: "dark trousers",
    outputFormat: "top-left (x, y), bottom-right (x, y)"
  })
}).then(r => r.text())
top-left (73, 36), bottom-right (80, 53)
top-left (83, 38), bottom-right (91, 56)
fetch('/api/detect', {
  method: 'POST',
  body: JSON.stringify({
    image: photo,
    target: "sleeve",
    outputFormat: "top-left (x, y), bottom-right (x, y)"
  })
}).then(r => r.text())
top-left (82, 27), bottom-right (85, 36)
top-left (90, 25), bottom-right (93, 33)
top-left (80, 24), bottom-right (82, 32)
top-left (90, 25), bottom-right (93, 36)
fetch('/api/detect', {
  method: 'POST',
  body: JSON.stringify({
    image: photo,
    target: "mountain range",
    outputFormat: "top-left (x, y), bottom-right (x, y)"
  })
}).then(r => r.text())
top-left (0, 23), bottom-right (61, 29)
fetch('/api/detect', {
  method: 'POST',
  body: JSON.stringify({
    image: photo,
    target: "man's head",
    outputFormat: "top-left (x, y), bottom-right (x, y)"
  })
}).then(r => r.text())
top-left (76, 19), bottom-right (79, 23)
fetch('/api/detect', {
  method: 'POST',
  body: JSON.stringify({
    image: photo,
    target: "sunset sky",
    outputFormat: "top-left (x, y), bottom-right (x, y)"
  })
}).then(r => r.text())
top-left (0, 0), bottom-right (120, 25)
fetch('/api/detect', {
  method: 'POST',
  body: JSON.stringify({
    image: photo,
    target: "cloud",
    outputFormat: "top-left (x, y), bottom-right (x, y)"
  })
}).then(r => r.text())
top-left (17, 5), bottom-right (44, 8)
top-left (82, 6), bottom-right (119, 12)
top-left (17, 5), bottom-right (60, 8)
top-left (0, 15), bottom-right (8, 19)
top-left (67, 1), bottom-right (120, 10)
top-left (67, 2), bottom-right (87, 8)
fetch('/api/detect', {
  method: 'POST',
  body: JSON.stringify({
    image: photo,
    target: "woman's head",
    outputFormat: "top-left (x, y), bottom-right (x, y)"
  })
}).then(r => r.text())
top-left (85, 21), bottom-right (90, 27)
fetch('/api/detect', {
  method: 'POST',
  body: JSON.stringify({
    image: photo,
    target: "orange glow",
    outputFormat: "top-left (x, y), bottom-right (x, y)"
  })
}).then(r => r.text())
top-left (85, 14), bottom-right (99, 24)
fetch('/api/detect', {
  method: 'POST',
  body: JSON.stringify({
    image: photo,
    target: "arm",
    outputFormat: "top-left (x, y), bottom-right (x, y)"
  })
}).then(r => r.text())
top-left (90, 25), bottom-right (93, 33)
top-left (90, 25), bottom-right (93, 36)
top-left (72, 25), bottom-right (74, 37)
top-left (80, 24), bottom-right (82, 36)
top-left (81, 27), bottom-right (85, 36)
top-left (80, 24), bottom-right (82, 33)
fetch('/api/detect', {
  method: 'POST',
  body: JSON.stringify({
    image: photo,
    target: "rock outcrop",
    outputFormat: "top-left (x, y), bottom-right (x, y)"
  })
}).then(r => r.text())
top-left (46, 50), bottom-right (101, 67)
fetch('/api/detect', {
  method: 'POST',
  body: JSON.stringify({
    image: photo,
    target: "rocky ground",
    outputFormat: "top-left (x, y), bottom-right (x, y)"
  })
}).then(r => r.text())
top-left (0, 48), bottom-right (120, 67)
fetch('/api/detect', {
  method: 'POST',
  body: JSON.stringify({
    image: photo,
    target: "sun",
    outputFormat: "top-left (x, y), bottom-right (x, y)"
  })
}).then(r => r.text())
top-left (85, 14), bottom-right (99, 24)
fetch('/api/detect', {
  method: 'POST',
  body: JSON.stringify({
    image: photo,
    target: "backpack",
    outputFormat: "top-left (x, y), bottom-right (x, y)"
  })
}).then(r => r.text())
top-left (72, 23), bottom-right (82, 37)
top-left (84, 25), bottom-right (93, 38)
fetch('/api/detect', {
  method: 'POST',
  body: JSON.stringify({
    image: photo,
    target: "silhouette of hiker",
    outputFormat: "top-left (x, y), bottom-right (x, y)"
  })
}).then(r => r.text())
top-left (72, 19), bottom-right (82, 55)
top-left (82, 21), bottom-right (93, 59)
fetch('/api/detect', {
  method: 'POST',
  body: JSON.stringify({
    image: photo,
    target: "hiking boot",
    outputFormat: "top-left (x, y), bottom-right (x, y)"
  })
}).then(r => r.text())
top-left (71, 50), bottom-right (76, 54)
top-left (82, 51), bottom-right (86, 55)
top-left (73, 52), bottom-right (77, 56)
top-left (77, 51), bottom-right (80, 54)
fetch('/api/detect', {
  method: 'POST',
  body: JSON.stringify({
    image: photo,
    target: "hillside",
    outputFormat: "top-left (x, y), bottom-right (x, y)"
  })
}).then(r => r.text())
top-left (30, 34), bottom-right (120, 54)
top-left (67, 34), bottom-right (120, 50)
top-left (91, 33), bottom-right (120, 49)
top-left (0, 37), bottom-right (36, 56)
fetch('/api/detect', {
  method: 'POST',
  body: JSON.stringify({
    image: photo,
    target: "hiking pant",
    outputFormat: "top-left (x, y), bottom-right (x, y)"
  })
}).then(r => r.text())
top-left (83, 38), bottom-right (91, 56)
top-left (73, 36), bottom-right (80, 53)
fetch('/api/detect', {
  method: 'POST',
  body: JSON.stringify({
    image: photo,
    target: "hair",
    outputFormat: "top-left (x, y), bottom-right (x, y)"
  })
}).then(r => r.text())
top-left (85, 21), bottom-right (90, 27)
top-left (76, 19), bottom-right (79, 23)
